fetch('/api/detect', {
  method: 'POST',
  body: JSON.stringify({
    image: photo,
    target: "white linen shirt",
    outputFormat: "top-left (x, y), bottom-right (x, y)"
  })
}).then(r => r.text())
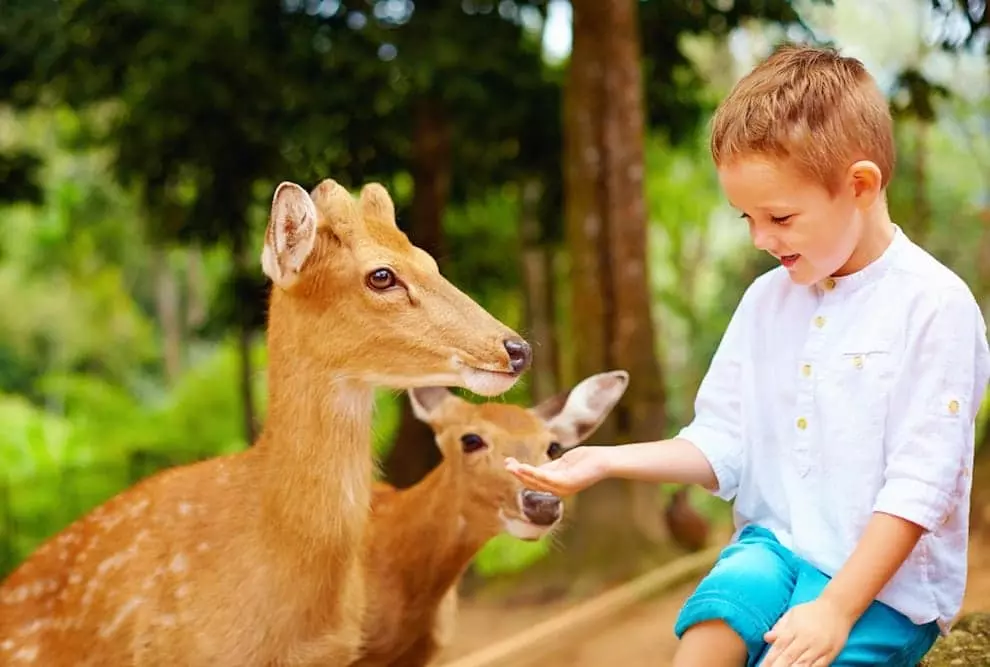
top-left (679, 226), bottom-right (990, 632)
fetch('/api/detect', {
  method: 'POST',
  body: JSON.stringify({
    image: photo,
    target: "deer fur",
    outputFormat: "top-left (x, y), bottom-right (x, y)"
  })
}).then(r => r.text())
top-left (352, 370), bottom-right (629, 667)
top-left (0, 179), bottom-right (529, 666)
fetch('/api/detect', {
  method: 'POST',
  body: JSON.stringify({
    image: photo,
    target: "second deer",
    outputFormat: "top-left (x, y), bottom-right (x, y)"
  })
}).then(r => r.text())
top-left (0, 178), bottom-right (530, 666)
top-left (353, 370), bottom-right (629, 667)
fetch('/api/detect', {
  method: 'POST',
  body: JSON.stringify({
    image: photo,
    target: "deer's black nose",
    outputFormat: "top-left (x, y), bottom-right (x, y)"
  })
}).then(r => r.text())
top-left (504, 338), bottom-right (532, 375)
top-left (521, 490), bottom-right (562, 526)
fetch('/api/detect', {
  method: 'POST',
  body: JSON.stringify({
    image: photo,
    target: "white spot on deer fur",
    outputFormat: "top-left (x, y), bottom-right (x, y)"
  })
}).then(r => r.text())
top-left (129, 498), bottom-right (150, 517)
top-left (178, 502), bottom-right (192, 516)
top-left (2, 585), bottom-right (30, 605)
top-left (174, 584), bottom-right (190, 599)
top-left (18, 619), bottom-right (43, 636)
top-left (160, 613), bottom-right (177, 628)
top-left (1, 639), bottom-right (13, 651)
top-left (68, 571), bottom-right (82, 586)
top-left (11, 645), bottom-right (38, 662)
top-left (196, 542), bottom-right (209, 553)
top-left (169, 553), bottom-right (188, 574)
top-left (98, 596), bottom-right (143, 638)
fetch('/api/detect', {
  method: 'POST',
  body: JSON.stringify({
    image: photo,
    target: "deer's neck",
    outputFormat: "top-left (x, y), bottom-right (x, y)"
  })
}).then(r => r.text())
top-left (256, 344), bottom-right (374, 560)
top-left (372, 462), bottom-right (498, 609)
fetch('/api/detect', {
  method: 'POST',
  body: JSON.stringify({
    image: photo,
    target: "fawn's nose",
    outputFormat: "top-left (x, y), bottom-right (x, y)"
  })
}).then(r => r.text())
top-left (521, 490), bottom-right (562, 526)
top-left (504, 337), bottom-right (532, 375)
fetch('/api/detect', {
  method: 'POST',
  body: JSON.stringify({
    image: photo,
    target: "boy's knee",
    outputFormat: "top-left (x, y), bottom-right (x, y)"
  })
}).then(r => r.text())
top-left (674, 529), bottom-right (795, 663)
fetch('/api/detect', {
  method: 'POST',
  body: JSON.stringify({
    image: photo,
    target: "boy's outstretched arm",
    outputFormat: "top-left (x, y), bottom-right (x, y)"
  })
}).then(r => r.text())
top-left (505, 437), bottom-right (719, 497)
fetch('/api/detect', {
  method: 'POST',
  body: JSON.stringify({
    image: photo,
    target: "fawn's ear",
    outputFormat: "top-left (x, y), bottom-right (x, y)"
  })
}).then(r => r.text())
top-left (408, 387), bottom-right (456, 427)
top-left (262, 181), bottom-right (319, 289)
top-left (530, 370), bottom-right (630, 447)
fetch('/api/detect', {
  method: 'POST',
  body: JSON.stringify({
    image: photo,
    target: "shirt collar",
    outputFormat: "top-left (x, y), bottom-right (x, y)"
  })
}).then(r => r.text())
top-left (814, 224), bottom-right (906, 295)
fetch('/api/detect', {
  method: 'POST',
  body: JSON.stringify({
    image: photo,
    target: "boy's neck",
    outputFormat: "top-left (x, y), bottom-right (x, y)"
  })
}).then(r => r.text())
top-left (834, 202), bottom-right (895, 277)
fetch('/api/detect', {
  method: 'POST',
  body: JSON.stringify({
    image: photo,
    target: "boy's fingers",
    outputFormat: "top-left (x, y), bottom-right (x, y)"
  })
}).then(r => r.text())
top-left (505, 462), bottom-right (571, 495)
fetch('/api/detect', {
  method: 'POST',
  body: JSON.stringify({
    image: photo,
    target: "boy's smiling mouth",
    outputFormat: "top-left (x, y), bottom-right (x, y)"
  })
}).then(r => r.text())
top-left (780, 254), bottom-right (800, 268)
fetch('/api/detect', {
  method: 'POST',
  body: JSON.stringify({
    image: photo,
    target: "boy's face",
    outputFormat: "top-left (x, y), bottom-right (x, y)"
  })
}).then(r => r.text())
top-left (717, 156), bottom-right (872, 286)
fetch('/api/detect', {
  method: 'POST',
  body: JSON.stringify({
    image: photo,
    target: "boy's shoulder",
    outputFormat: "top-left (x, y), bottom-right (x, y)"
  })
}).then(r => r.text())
top-left (891, 235), bottom-right (974, 294)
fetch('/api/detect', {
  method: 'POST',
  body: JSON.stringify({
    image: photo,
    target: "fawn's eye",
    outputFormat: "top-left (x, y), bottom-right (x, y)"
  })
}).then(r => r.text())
top-left (547, 441), bottom-right (564, 460)
top-left (460, 433), bottom-right (487, 453)
top-left (366, 268), bottom-right (397, 291)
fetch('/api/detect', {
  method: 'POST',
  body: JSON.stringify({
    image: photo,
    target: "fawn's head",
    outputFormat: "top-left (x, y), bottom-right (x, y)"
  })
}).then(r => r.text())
top-left (408, 370), bottom-right (629, 540)
top-left (261, 179), bottom-right (531, 396)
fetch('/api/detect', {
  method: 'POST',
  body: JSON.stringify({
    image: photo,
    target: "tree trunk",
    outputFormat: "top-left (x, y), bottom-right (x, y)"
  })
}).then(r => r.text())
top-left (381, 96), bottom-right (452, 488)
top-left (559, 0), bottom-right (669, 570)
top-left (152, 245), bottom-right (183, 386)
top-left (185, 243), bottom-right (208, 334)
top-left (232, 229), bottom-right (257, 447)
top-left (520, 177), bottom-right (559, 403)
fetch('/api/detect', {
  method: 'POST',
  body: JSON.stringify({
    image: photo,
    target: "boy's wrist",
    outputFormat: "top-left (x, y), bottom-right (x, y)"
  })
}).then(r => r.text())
top-left (817, 587), bottom-right (863, 627)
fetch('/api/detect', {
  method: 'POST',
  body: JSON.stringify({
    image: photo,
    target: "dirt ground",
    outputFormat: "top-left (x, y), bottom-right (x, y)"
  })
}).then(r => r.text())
top-left (439, 532), bottom-right (990, 666)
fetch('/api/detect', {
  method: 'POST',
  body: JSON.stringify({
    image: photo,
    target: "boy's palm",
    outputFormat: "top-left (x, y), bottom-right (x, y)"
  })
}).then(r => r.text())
top-left (505, 446), bottom-right (608, 496)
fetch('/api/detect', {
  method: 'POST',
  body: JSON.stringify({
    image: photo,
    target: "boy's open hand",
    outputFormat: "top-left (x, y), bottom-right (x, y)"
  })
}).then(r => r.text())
top-left (762, 598), bottom-right (853, 667)
top-left (504, 446), bottom-right (609, 497)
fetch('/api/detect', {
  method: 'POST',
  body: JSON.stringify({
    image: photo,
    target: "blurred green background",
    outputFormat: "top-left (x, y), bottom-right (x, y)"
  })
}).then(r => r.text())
top-left (1, 0), bottom-right (988, 594)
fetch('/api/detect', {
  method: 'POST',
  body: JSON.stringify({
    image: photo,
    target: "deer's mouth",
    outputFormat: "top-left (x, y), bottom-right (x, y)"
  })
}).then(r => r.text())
top-left (498, 510), bottom-right (554, 541)
top-left (497, 490), bottom-right (563, 541)
top-left (457, 364), bottom-right (520, 397)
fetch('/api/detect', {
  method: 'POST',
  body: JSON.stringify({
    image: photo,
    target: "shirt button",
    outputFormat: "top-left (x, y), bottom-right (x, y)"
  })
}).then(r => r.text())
top-left (823, 278), bottom-right (836, 290)
top-left (814, 315), bottom-right (826, 328)
top-left (801, 363), bottom-right (812, 377)
top-left (796, 417), bottom-right (808, 430)
top-left (948, 399), bottom-right (960, 415)
top-left (853, 355), bottom-right (864, 369)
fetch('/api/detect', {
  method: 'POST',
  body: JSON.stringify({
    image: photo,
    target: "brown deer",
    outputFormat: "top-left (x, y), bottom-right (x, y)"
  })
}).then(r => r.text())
top-left (0, 178), bottom-right (531, 666)
top-left (353, 370), bottom-right (629, 667)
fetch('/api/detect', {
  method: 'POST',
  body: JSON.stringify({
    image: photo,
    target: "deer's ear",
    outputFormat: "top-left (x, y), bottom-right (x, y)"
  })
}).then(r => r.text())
top-left (408, 387), bottom-right (456, 425)
top-left (530, 370), bottom-right (630, 447)
top-left (359, 183), bottom-right (396, 228)
top-left (262, 181), bottom-right (319, 289)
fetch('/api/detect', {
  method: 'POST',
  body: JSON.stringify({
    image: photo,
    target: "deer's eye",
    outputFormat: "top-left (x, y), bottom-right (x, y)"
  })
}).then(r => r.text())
top-left (366, 268), bottom-right (397, 291)
top-left (547, 441), bottom-right (564, 460)
top-left (460, 433), bottom-right (487, 453)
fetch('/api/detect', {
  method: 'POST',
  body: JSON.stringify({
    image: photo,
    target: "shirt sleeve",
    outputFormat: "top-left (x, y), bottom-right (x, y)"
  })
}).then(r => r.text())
top-left (677, 283), bottom-right (755, 501)
top-left (872, 286), bottom-right (990, 531)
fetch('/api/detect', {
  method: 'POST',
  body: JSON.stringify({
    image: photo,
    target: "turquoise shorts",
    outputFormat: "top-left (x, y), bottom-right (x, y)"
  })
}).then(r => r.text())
top-left (673, 525), bottom-right (940, 666)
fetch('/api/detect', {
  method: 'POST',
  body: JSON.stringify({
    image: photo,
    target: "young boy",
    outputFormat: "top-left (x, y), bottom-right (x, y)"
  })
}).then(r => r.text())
top-left (507, 44), bottom-right (990, 667)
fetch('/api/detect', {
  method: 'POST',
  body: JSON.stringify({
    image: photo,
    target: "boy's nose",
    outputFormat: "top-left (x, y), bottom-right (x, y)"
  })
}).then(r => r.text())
top-left (751, 227), bottom-right (777, 254)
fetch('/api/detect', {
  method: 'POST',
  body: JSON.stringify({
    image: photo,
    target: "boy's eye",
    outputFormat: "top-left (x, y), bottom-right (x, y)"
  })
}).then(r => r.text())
top-left (770, 215), bottom-right (793, 224)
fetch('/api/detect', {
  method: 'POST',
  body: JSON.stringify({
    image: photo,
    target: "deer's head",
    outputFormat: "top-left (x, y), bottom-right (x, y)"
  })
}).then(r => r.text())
top-left (408, 370), bottom-right (629, 541)
top-left (261, 179), bottom-right (530, 396)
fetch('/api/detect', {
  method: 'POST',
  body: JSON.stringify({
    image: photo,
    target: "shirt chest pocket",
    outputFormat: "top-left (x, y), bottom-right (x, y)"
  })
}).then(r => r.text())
top-left (820, 348), bottom-right (896, 454)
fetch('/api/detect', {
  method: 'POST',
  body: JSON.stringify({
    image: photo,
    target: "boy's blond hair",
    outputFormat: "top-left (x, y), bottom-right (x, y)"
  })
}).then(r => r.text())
top-left (710, 44), bottom-right (895, 193)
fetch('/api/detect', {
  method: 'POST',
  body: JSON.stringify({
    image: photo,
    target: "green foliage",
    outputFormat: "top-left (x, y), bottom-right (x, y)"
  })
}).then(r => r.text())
top-left (473, 533), bottom-right (554, 578)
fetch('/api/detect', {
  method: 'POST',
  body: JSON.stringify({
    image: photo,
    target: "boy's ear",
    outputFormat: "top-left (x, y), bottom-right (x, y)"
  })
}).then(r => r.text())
top-left (849, 160), bottom-right (882, 208)
top-left (530, 370), bottom-right (630, 447)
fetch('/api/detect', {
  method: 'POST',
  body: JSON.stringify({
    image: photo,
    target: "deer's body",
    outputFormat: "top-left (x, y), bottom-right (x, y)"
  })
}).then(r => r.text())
top-left (0, 179), bottom-right (529, 666)
top-left (352, 372), bottom-right (630, 667)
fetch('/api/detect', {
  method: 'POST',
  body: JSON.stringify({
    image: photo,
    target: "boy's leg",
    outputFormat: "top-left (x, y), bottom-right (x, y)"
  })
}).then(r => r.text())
top-left (673, 620), bottom-right (748, 667)
top-left (756, 560), bottom-right (940, 666)
top-left (673, 526), bottom-right (798, 667)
